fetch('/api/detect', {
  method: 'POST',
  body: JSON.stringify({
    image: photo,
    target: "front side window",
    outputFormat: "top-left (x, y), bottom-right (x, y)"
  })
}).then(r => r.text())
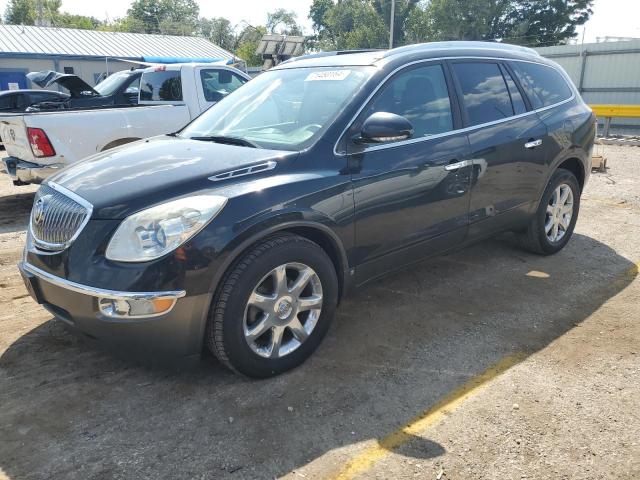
top-left (140, 70), bottom-right (183, 102)
top-left (363, 63), bottom-right (454, 139)
top-left (511, 61), bottom-right (573, 109)
top-left (452, 62), bottom-right (515, 126)
top-left (180, 66), bottom-right (374, 151)
top-left (200, 69), bottom-right (247, 102)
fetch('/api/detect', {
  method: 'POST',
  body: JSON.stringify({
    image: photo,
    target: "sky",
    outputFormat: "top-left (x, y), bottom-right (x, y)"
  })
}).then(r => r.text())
top-left (0, 0), bottom-right (639, 43)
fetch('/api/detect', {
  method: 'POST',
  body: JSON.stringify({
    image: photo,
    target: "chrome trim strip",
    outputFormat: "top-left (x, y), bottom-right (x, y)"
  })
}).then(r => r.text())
top-left (29, 181), bottom-right (94, 252)
top-left (333, 56), bottom-right (577, 156)
top-left (21, 261), bottom-right (186, 301)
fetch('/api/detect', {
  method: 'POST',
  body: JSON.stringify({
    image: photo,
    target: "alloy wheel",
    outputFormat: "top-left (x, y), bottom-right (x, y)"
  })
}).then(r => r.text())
top-left (243, 262), bottom-right (323, 359)
top-left (545, 183), bottom-right (574, 243)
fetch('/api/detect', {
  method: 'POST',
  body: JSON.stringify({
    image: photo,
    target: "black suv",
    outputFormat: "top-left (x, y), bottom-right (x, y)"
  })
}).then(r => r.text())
top-left (19, 42), bottom-right (595, 377)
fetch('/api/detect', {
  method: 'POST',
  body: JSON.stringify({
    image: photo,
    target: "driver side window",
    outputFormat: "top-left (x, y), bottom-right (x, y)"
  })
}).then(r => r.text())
top-left (365, 64), bottom-right (454, 140)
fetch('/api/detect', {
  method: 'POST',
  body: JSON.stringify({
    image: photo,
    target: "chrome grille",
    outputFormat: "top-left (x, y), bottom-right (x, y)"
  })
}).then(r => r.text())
top-left (30, 183), bottom-right (91, 251)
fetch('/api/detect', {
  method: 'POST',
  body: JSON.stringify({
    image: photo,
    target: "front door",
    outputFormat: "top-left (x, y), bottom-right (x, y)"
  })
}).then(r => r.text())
top-left (449, 60), bottom-right (549, 238)
top-left (347, 61), bottom-right (472, 284)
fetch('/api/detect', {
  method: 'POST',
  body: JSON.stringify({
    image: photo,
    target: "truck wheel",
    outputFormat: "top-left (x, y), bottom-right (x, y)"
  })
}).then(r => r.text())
top-left (206, 233), bottom-right (338, 378)
top-left (519, 168), bottom-right (581, 255)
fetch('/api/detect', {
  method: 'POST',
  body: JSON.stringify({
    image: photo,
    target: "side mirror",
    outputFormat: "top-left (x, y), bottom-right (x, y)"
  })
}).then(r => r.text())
top-left (358, 112), bottom-right (414, 144)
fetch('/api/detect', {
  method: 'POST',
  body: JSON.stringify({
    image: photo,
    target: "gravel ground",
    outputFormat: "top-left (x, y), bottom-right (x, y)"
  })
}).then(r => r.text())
top-left (0, 146), bottom-right (638, 480)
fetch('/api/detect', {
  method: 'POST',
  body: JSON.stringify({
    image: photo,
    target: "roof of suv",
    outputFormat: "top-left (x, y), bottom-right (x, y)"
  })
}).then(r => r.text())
top-left (275, 41), bottom-right (543, 70)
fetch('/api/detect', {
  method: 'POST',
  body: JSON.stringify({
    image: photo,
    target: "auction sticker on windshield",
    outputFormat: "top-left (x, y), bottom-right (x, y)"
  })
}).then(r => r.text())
top-left (305, 70), bottom-right (351, 81)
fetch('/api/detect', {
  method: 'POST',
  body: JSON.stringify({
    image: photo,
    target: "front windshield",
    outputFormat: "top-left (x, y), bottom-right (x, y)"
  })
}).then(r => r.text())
top-left (180, 66), bottom-right (374, 151)
top-left (94, 71), bottom-right (131, 96)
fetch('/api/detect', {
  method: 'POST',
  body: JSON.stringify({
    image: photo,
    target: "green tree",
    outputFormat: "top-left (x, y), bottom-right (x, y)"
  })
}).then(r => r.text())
top-left (235, 25), bottom-right (267, 67)
top-left (266, 8), bottom-right (303, 35)
top-left (198, 17), bottom-right (235, 51)
top-left (4, 0), bottom-right (61, 25)
top-left (125, 0), bottom-right (199, 35)
top-left (500, 0), bottom-right (594, 46)
top-left (372, 0), bottom-right (420, 46)
top-left (311, 0), bottom-right (387, 50)
top-left (420, 0), bottom-right (511, 42)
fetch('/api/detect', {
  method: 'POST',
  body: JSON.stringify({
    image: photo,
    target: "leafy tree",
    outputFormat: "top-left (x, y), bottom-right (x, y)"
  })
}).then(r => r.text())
top-left (311, 0), bottom-right (387, 50)
top-left (235, 25), bottom-right (267, 67)
top-left (125, 0), bottom-right (199, 35)
top-left (372, 0), bottom-right (420, 46)
top-left (198, 17), bottom-right (235, 51)
top-left (266, 8), bottom-right (303, 36)
top-left (500, 0), bottom-right (594, 46)
top-left (420, 0), bottom-right (511, 42)
top-left (309, 0), bottom-right (594, 50)
top-left (4, 0), bottom-right (61, 25)
top-left (56, 12), bottom-right (102, 30)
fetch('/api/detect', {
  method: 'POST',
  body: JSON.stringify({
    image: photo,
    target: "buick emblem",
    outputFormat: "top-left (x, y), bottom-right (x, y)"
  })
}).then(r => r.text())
top-left (9, 129), bottom-right (15, 142)
top-left (33, 195), bottom-right (51, 226)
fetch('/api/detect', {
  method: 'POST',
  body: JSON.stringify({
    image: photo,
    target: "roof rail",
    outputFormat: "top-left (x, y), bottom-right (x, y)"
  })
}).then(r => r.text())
top-left (384, 41), bottom-right (541, 58)
top-left (280, 49), bottom-right (382, 65)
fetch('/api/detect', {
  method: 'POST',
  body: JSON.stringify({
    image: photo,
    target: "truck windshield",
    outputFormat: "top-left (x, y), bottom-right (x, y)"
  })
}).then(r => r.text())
top-left (180, 66), bottom-right (374, 151)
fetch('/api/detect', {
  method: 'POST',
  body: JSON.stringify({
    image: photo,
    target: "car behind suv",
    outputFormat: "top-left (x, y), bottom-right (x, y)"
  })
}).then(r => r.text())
top-left (19, 42), bottom-right (595, 377)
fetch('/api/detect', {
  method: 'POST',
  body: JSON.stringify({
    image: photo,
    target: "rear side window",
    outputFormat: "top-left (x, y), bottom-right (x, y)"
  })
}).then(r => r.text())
top-left (511, 61), bottom-right (573, 109)
top-left (365, 63), bottom-right (454, 138)
top-left (452, 62), bottom-right (515, 126)
top-left (200, 69), bottom-right (247, 102)
top-left (140, 70), bottom-right (183, 101)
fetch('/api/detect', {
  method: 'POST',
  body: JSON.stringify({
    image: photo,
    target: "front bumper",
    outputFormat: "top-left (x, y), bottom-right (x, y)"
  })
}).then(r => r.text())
top-left (2, 156), bottom-right (65, 184)
top-left (19, 261), bottom-right (210, 362)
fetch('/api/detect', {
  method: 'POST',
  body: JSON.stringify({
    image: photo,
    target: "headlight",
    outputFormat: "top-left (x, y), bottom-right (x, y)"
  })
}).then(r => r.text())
top-left (106, 195), bottom-right (227, 262)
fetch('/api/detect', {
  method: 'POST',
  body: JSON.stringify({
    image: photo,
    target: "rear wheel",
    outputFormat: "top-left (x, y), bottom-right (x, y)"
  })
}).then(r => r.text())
top-left (520, 168), bottom-right (581, 255)
top-left (206, 233), bottom-right (338, 378)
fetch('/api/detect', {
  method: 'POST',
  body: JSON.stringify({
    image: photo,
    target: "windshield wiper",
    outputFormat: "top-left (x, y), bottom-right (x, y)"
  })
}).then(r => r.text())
top-left (189, 135), bottom-right (259, 148)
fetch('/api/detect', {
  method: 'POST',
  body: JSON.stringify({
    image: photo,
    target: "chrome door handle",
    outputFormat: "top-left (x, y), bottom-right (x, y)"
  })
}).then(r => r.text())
top-left (444, 160), bottom-right (473, 171)
top-left (524, 139), bottom-right (543, 149)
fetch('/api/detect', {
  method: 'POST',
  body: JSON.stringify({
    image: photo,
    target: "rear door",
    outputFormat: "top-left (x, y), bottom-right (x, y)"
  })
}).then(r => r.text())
top-left (347, 61), bottom-right (473, 283)
top-left (449, 59), bottom-right (548, 238)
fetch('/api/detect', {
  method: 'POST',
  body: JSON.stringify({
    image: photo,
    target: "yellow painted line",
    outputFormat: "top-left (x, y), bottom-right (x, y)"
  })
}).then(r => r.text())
top-left (624, 262), bottom-right (639, 280)
top-left (590, 104), bottom-right (640, 118)
top-left (330, 352), bottom-right (527, 480)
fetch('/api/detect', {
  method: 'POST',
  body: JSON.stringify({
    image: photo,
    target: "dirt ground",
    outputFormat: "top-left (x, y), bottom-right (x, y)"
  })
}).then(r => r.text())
top-left (0, 147), bottom-right (638, 480)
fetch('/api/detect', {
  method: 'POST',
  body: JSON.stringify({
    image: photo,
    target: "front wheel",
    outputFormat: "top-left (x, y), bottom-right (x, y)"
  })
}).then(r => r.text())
top-left (519, 168), bottom-right (581, 255)
top-left (206, 234), bottom-right (338, 378)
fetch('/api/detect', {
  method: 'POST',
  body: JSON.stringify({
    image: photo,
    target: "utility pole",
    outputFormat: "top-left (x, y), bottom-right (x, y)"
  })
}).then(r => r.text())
top-left (389, 0), bottom-right (396, 49)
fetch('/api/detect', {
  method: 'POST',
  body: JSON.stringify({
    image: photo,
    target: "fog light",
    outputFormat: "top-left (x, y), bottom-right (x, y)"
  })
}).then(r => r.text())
top-left (98, 296), bottom-right (176, 318)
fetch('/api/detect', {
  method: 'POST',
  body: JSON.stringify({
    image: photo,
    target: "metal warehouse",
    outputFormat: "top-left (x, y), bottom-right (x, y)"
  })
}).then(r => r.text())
top-left (0, 24), bottom-right (237, 91)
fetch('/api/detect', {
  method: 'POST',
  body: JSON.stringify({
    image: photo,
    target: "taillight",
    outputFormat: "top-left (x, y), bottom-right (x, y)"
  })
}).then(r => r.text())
top-left (27, 127), bottom-right (55, 157)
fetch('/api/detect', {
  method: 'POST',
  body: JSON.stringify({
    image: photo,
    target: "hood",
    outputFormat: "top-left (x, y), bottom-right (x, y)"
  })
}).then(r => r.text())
top-left (27, 71), bottom-right (99, 98)
top-left (49, 136), bottom-right (297, 219)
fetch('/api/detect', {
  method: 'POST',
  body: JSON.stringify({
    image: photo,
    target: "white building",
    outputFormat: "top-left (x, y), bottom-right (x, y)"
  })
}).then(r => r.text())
top-left (0, 25), bottom-right (238, 91)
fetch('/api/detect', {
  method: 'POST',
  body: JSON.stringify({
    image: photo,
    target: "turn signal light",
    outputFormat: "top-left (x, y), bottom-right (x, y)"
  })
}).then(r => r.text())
top-left (27, 127), bottom-right (56, 157)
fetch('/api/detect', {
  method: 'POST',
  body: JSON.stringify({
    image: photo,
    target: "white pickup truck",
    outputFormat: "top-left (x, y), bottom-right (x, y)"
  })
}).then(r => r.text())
top-left (0, 63), bottom-right (251, 185)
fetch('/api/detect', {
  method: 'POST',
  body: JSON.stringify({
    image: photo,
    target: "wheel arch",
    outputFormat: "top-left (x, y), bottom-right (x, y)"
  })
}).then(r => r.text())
top-left (556, 157), bottom-right (586, 192)
top-left (209, 220), bottom-right (352, 305)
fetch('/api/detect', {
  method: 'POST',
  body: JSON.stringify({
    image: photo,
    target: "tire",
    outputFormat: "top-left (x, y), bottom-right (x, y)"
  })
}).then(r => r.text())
top-left (519, 168), bottom-right (581, 255)
top-left (205, 233), bottom-right (338, 378)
